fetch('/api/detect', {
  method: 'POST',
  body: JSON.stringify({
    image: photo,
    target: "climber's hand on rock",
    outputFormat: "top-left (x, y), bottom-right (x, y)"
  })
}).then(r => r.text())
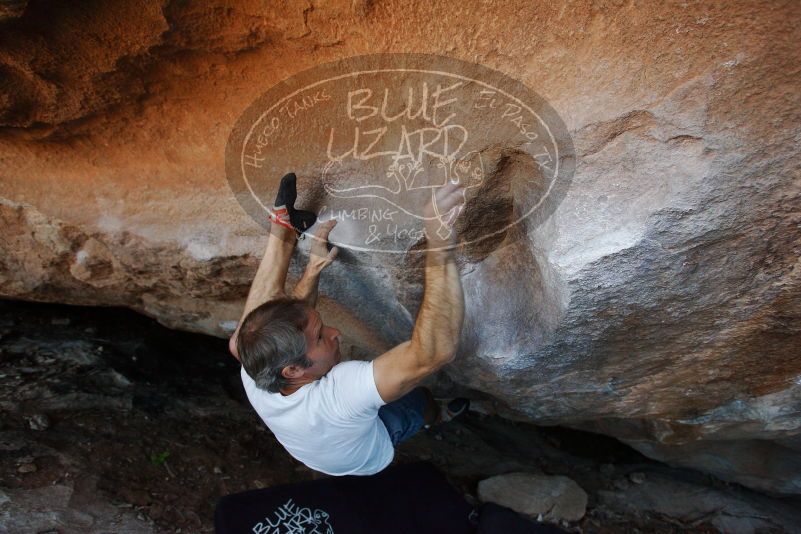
top-left (308, 219), bottom-right (339, 272)
top-left (423, 181), bottom-right (466, 246)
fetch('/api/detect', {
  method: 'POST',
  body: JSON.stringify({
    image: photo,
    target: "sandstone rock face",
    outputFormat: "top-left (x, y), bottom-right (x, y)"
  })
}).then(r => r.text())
top-left (1, 1), bottom-right (799, 494)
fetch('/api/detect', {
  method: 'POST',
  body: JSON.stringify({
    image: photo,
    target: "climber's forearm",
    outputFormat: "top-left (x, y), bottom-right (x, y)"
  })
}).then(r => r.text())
top-left (410, 249), bottom-right (464, 370)
top-left (290, 266), bottom-right (322, 307)
top-left (290, 219), bottom-right (339, 308)
top-left (409, 180), bottom-right (465, 370)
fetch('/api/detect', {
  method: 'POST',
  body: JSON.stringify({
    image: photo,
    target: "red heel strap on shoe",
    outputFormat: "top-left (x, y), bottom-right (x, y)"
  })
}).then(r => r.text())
top-left (269, 207), bottom-right (295, 231)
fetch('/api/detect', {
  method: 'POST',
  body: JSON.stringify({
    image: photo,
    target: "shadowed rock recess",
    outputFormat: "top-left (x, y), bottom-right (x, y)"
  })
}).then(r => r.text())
top-left (1, 0), bottom-right (799, 497)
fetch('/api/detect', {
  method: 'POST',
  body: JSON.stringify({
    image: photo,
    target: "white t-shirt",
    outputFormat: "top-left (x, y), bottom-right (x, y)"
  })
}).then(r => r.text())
top-left (240, 359), bottom-right (394, 476)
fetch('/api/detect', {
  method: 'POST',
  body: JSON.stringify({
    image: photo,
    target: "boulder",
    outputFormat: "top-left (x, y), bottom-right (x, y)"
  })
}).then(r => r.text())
top-left (478, 472), bottom-right (587, 522)
top-left (1, 0), bottom-right (799, 494)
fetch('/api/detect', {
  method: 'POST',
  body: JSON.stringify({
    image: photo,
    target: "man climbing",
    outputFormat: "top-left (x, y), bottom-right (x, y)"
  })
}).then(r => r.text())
top-left (228, 172), bottom-right (468, 476)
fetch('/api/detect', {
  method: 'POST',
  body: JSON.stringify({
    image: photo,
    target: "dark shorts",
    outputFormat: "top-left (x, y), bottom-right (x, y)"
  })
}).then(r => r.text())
top-left (377, 387), bottom-right (429, 446)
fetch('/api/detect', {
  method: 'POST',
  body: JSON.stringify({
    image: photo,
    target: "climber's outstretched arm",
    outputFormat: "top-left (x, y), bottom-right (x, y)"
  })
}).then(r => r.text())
top-left (373, 181), bottom-right (466, 402)
top-left (228, 220), bottom-right (339, 360)
top-left (228, 223), bottom-right (297, 360)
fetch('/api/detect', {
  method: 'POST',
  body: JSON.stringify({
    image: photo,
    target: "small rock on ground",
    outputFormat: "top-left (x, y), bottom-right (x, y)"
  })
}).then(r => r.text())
top-left (478, 472), bottom-right (588, 522)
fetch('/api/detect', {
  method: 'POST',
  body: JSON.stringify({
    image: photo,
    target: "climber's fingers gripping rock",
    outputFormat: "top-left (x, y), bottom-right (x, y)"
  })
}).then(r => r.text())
top-left (308, 219), bottom-right (339, 272)
top-left (424, 181), bottom-right (466, 245)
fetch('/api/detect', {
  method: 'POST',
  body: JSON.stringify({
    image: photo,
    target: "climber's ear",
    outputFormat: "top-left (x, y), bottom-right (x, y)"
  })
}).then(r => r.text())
top-left (281, 365), bottom-right (305, 379)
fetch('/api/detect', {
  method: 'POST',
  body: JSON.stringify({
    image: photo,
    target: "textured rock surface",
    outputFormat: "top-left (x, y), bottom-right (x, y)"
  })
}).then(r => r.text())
top-left (1, 1), bottom-right (800, 494)
top-left (598, 472), bottom-right (801, 534)
top-left (478, 472), bottom-right (588, 522)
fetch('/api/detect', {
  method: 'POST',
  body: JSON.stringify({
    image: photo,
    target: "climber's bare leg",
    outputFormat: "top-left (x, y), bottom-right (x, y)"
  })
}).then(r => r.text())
top-left (258, 222), bottom-right (298, 301)
top-left (228, 222), bottom-right (297, 360)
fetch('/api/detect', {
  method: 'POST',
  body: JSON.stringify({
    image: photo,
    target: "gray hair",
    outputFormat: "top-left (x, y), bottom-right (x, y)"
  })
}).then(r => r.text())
top-left (236, 298), bottom-right (312, 393)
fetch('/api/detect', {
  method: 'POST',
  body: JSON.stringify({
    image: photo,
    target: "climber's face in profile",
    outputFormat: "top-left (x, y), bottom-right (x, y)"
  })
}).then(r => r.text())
top-left (278, 306), bottom-right (343, 388)
top-left (300, 305), bottom-right (342, 378)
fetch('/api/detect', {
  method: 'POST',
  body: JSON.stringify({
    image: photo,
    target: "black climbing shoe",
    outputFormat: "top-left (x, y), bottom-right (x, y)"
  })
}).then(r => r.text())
top-left (291, 209), bottom-right (317, 233)
top-left (444, 398), bottom-right (470, 421)
top-left (272, 172), bottom-right (317, 233)
top-left (425, 397), bottom-right (471, 429)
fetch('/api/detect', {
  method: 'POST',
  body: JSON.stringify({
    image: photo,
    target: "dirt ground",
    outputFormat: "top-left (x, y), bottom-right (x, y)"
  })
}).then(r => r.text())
top-left (2, 299), bottom-right (797, 533)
